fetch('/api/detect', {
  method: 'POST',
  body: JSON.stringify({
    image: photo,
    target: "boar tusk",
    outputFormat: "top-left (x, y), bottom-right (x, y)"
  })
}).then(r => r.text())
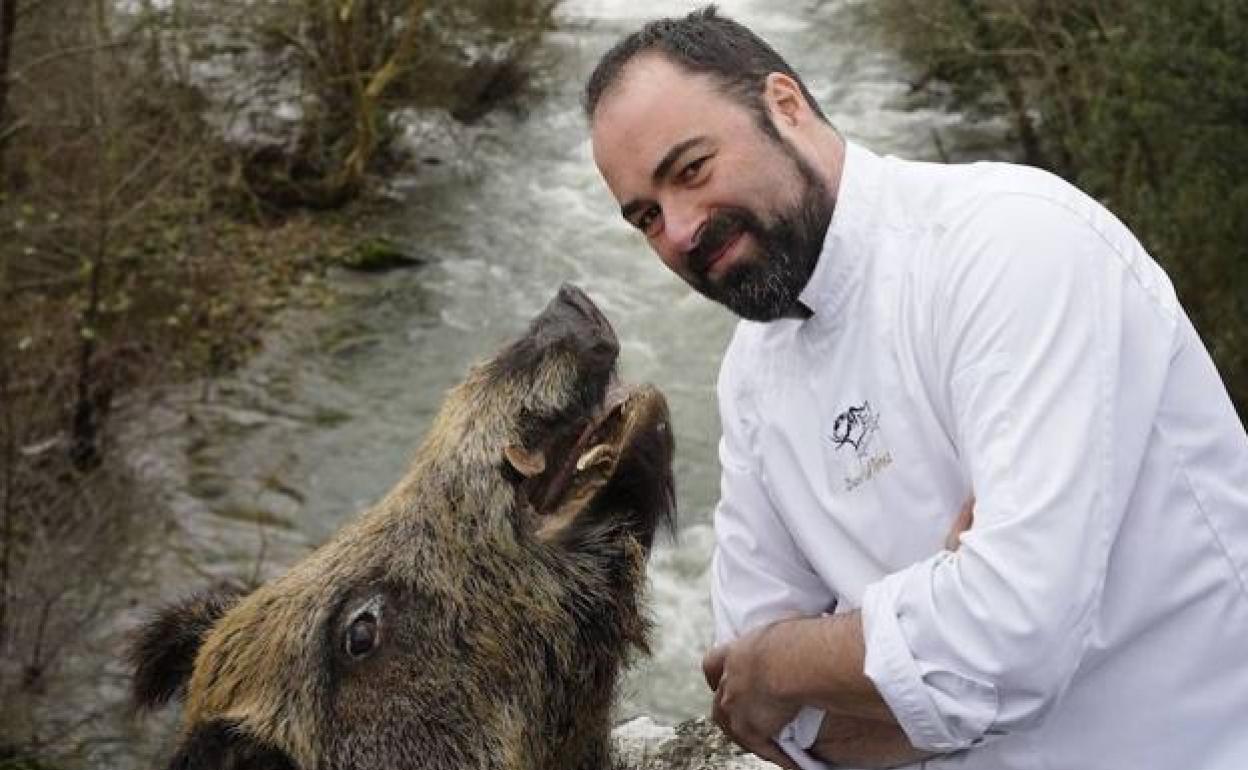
top-left (576, 444), bottom-right (614, 472)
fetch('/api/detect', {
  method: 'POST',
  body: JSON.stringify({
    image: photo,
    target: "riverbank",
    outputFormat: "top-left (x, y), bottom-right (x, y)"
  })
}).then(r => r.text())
top-left (0, 1), bottom-right (560, 766)
top-left (0, 132), bottom-right (464, 770)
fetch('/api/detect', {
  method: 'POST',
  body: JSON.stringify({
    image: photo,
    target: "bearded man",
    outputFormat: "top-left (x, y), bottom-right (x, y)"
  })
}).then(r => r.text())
top-left (586, 6), bottom-right (1248, 770)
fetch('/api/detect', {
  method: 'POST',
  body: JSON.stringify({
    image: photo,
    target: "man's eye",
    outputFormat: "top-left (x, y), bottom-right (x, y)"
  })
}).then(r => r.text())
top-left (678, 156), bottom-right (709, 183)
top-left (636, 206), bottom-right (660, 234)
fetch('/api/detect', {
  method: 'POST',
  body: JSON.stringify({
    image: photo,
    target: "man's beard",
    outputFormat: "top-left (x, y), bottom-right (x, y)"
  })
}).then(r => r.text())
top-left (685, 147), bottom-right (833, 322)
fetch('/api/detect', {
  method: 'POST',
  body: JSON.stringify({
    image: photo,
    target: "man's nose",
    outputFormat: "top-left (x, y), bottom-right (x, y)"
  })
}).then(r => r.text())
top-left (659, 196), bottom-right (704, 256)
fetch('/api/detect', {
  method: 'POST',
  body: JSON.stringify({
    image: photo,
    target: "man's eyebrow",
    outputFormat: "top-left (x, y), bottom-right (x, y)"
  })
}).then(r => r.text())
top-left (619, 137), bottom-right (708, 223)
top-left (652, 136), bottom-right (707, 185)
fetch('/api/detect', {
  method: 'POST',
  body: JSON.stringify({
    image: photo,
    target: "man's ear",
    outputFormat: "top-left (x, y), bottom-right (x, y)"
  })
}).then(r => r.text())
top-left (128, 583), bottom-right (246, 710)
top-left (763, 71), bottom-right (807, 129)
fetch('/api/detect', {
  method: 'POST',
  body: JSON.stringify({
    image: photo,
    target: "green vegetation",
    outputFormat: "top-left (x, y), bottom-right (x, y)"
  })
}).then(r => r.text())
top-left (0, 0), bottom-right (558, 765)
top-left (866, 0), bottom-right (1248, 423)
top-left (340, 236), bottom-right (425, 271)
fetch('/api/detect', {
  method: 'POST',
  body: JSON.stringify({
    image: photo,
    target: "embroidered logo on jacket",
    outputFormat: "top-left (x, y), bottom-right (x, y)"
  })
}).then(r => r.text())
top-left (828, 400), bottom-right (893, 491)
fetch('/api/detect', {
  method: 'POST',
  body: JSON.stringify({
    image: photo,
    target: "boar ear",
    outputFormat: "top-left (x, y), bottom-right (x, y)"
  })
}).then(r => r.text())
top-left (129, 584), bottom-right (246, 710)
top-left (503, 444), bottom-right (546, 477)
top-left (167, 720), bottom-right (296, 770)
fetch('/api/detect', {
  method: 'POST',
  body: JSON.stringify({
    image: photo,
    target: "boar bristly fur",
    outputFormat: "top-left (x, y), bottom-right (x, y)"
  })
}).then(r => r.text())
top-left (129, 285), bottom-right (676, 770)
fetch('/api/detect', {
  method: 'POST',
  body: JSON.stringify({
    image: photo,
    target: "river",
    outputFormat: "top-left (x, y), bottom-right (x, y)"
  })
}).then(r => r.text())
top-left (140, 0), bottom-right (978, 732)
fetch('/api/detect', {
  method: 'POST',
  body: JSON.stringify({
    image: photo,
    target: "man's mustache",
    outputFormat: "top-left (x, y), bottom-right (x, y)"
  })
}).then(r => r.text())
top-left (687, 210), bottom-right (758, 276)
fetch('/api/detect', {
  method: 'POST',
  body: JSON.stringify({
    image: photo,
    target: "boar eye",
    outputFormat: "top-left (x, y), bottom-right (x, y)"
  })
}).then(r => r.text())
top-left (345, 611), bottom-right (379, 659)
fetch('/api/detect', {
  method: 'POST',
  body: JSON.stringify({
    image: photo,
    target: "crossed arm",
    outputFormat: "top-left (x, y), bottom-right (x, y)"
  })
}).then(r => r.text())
top-left (703, 502), bottom-right (974, 769)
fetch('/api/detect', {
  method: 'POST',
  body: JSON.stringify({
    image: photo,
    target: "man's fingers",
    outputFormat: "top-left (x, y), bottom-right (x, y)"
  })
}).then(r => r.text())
top-left (711, 675), bottom-right (731, 735)
top-left (703, 643), bottom-right (728, 690)
top-left (733, 724), bottom-right (800, 770)
top-left (715, 715), bottom-right (798, 770)
top-left (705, 627), bottom-right (802, 770)
top-left (752, 739), bottom-right (801, 770)
top-left (712, 682), bottom-right (799, 770)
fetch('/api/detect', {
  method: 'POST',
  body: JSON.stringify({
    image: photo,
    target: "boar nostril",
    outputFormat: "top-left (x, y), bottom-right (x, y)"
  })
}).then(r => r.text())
top-left (346, 612), bottom-right (379, 659)
top-left (591, 338), bottom-right (618, 361)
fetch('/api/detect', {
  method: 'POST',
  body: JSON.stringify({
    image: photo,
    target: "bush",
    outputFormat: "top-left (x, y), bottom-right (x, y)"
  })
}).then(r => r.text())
top-left (865, 0), bottom-right (1248, 424)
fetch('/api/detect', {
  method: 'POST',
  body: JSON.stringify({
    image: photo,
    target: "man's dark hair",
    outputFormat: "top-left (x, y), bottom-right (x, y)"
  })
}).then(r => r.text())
top-left (583, 5), bottom-right (829, 135)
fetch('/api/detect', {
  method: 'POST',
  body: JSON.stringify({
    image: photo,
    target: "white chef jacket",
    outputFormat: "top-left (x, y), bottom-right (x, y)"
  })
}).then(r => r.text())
top-left (710, 141), bottom-right (1248, 770)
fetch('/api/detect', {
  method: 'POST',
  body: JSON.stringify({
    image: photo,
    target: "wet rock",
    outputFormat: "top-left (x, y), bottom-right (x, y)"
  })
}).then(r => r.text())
top-left (613, 717), bottom-right (770, 770)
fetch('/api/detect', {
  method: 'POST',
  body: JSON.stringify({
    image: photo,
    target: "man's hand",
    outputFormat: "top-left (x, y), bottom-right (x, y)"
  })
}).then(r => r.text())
top-left (703, 622), bottom-right (802, 769)
top-left (705, 497), bottom-right (974, 768)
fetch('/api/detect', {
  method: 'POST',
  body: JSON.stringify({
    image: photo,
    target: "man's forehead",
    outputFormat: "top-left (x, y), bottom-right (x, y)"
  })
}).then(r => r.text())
top-left (590, 55), bottom-right (736, 192)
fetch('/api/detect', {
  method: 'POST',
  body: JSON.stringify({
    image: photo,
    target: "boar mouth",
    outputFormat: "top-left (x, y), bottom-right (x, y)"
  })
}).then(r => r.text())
top-left (518, 377), bottom-right (675, 548)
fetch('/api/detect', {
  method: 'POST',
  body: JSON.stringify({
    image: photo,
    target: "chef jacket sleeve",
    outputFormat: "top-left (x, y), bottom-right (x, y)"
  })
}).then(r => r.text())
top-left (861, 192), bottom-right (1176, 752)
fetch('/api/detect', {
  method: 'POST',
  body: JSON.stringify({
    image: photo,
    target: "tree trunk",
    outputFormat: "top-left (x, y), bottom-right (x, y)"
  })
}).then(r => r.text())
top-left (955, 0), bottom-right (1047, 169)
top-left (0, 0), bottom-right (19, 181)
top-left (69, 0), bottom-right (112, 472)
top-left (0, 339), bottom-right (14, 649)
top-left (316, 0), bottom-right (424, 205)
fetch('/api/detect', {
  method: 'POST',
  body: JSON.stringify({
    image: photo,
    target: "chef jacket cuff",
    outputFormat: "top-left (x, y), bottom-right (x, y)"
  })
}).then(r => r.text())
top-left (777, 706), bottom-right (831, 770)
top-left (861, 561), bottom-right (999, 753)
